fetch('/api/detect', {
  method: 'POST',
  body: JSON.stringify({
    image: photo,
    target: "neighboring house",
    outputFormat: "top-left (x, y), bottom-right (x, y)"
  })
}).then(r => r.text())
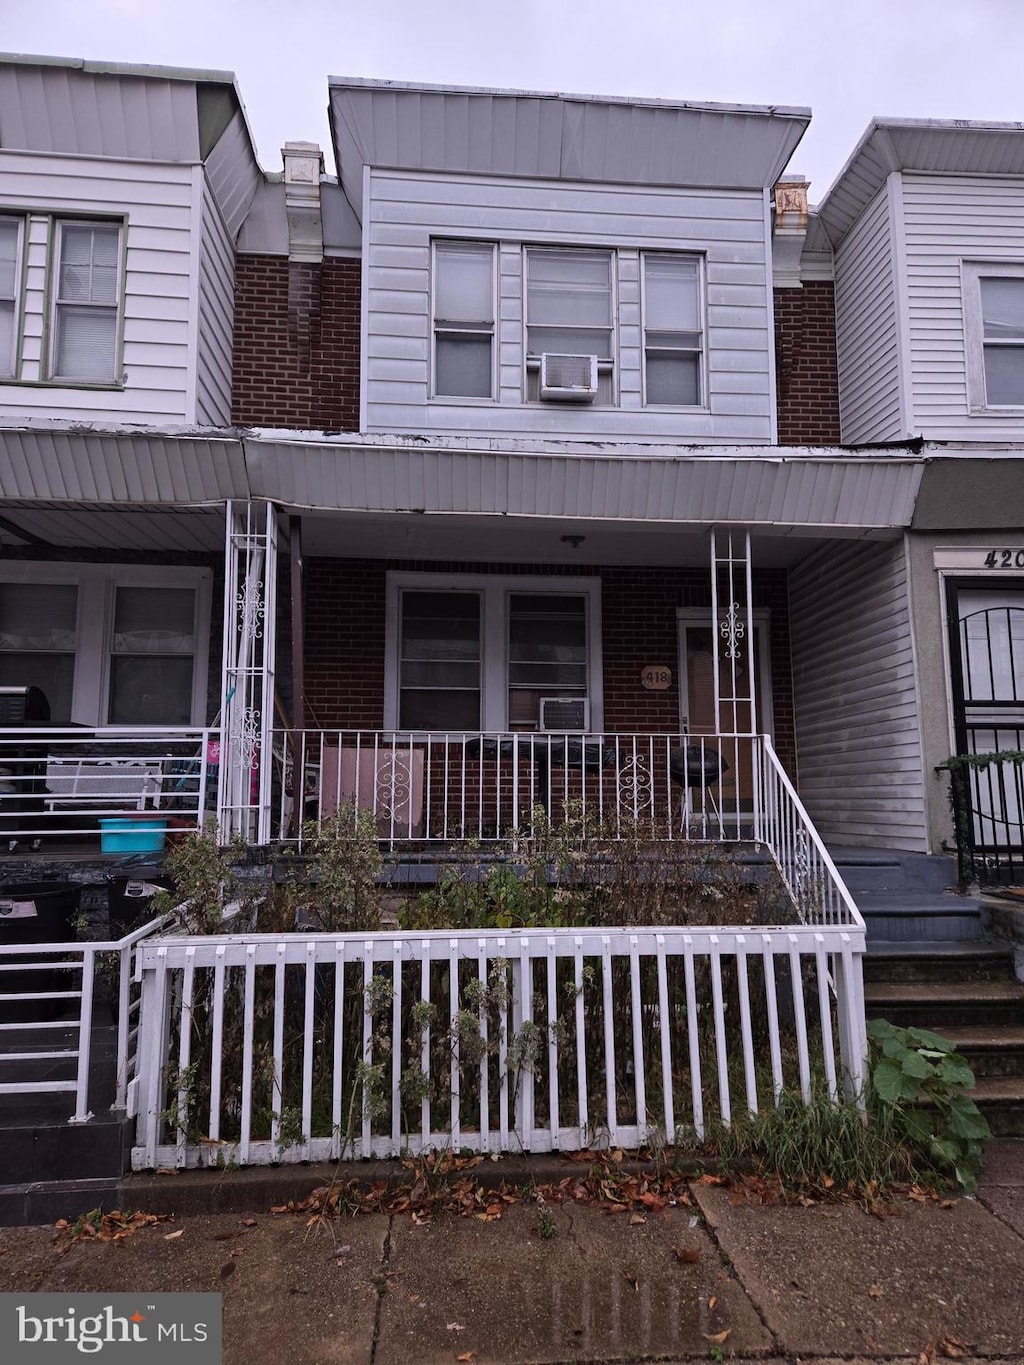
top-left (0, 54), bottom-right (261, 740)
top-left (814, 121), bottom-right (1024, 879)
top-left (0, 57), bottom-right (1021, 882)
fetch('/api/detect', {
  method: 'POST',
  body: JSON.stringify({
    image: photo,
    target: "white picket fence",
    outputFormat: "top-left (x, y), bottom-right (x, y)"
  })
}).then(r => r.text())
top-left (128, 920), bottom-right (866, 1170)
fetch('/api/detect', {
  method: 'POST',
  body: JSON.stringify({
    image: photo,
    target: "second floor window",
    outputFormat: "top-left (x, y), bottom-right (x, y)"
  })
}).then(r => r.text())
top-left (980, 275), bottom-right (1024, 406)
top-left (0, 216), bottom-right (21, 378)
top-left (52, 220), bottom-right (121, 383)
top-left (643, 253), bottom-right (703, 405)
top-left (432, 241), bottom-right (495, 399)
top-left (526, 248), bottom-right (614, 402)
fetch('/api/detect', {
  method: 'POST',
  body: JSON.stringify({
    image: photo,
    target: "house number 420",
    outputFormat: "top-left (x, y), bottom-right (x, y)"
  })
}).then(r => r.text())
top-left (983, 550), bottom-right (1024, 569)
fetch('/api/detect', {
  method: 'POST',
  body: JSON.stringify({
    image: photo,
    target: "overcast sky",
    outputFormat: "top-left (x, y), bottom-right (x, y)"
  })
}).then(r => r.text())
top-left (5, 0), bottom-right (1024, 197)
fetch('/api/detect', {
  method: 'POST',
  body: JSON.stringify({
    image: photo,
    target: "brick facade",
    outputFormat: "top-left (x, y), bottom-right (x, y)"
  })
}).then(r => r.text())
top-left (231, 255), bottom-right (360, 432)
top-left (773, 282), bottom-right (841, 446)
top-left (302, 557), bottom-right (796, 774)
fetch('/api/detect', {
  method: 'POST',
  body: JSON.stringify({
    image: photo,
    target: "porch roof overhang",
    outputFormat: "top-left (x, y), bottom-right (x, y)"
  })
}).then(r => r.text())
top-left (0, 420), bottom-right (926, 549)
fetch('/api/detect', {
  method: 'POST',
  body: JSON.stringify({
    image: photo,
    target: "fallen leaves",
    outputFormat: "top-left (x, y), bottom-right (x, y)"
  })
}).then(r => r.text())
top-left (703, 1329), bottom-right (731, 1344)
top-left (55, 1210), bottom-right (169, 1248)
top-left (268, 1158), bottom-right (695, 1227)
top-left (672, 1244), bottom-right (701, 1264)
top-left (456, 1352), bottom-right (476, 1362)
top-left (164, 1229), bottom-right (184, 1241)
top-left (868, 1283), bottom-right (883, 1298)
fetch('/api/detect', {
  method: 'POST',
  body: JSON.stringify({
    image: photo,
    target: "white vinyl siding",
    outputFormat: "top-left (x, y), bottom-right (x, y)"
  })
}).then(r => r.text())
top-left (0, 150), bottom-right (197, 422)
top-left (833, 186), bottom-right (903, 443)
top-left (195, 173), bottom-right (235, 425)
top-left (364, 169), bottom-right (773, 443)
top-left (901, 174), bottom-right (1024, 438)
top-left (789, 539), bottom-right (928, 852)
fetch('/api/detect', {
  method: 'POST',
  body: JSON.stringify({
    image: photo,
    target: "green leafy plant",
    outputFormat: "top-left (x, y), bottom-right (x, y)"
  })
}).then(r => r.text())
top-left (867, 1018), bottom-right (990, 1193)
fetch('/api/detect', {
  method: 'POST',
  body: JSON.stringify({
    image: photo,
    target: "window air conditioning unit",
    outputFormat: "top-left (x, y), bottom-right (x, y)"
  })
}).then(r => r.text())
top-left (539, 697), bottom-right (590, 732)
top-left (539, 353), bottom-right (598, 402)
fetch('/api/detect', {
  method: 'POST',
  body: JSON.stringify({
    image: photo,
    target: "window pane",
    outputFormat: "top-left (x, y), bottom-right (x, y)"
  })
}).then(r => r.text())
top-left (508, 595), bottom-right (587, 712)
top-left (526, 325), bottom-right (612, 359)
top-left (436, 333), bottom-right (492, 398)
top-left (400, 592), bottom-right (481, 729)
top-left (0, 219), bottom-right (19, 298)
top-left (528, 250), bottom-right (611, 328)
top-left (646, 351), bottom-right (700, 404)
top-left (400, 688), bottom-right (480, 731)
top-left (0, 584), bottom-right (77, 650)
top-left (54, 305), bottom-right (117, 381)
top-left (109, 656), bottom-right (194, 725)
top-left (981, 277), bottom-right (1024, 341)
top-left (59, 224), bottom-right (119, 305)
top-left (645, 255), bottom-right (700, 331)
top-left (0, 653), bottom-right (75, 722)
top-left (984, 344), bottom-right (1024, 405)
top-left (113, 587), bottom-right (195, 654)
top-left (435, 244), bottom-right (493, 323)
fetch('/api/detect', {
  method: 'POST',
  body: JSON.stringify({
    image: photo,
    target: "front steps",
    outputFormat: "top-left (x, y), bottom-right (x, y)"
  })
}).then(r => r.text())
top-left (837, 848), bottom-right (1024, 1136)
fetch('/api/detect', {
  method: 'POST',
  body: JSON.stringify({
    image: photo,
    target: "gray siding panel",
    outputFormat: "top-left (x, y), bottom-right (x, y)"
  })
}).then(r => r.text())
top-left (833, 188), bottom-right (903, 443)
top-left (0, 64), bottom-right (201, 160)
top-left (364, 169), bottom-right (774, 443)
top-left (0, 151), bottom-right (195, 422)
top-left (790, 539), bottom-right (928, 852)
top-left (195, 176), bottom-right (235, 425)
top-left (902, 173), bottom-right (1024, 439)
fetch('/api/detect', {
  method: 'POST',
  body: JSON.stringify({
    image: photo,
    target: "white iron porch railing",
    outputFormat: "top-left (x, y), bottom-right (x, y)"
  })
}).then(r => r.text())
top-left (130, 920), bottom-right (867, 1170)
top-left (0, 916), bottom-right (168, 1122)
top-left (271, 729), bottom-right (756, 846)
top-left (0, 727), bottom-right (217, 848)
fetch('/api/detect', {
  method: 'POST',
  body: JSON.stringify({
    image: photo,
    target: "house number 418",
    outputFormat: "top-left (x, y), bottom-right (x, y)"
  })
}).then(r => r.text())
top-left (983, 550), bottom-right (1024, 569)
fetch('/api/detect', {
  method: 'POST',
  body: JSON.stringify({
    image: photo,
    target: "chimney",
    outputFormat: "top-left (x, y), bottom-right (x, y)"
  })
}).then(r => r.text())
top-left (283, 141), bottom-right (325, 263)
top-left (772, 174), bottom-right (809, 289)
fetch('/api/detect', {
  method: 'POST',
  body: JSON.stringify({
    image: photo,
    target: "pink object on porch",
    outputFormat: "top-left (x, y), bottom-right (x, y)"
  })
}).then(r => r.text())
top-left (320, 745), bottom-right (425, 835)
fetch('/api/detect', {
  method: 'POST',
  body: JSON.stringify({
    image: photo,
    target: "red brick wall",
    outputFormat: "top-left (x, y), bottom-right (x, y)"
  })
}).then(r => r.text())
top-left (231, 255), bottom-right (361, 431)
top-left (774, 282), bottom-right (841, 446)
top-left (301, 557), bottom-right (795, 773)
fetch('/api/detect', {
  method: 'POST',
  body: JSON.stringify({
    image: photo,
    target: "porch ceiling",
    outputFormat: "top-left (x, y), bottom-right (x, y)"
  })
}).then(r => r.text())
top-left (0, 502), bottom-right (225, 552)
top-left (298, 509), bottom-right (898, 568)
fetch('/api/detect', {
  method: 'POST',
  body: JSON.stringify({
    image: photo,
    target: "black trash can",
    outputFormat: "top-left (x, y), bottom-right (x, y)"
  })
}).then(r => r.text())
top-left (106, 858), bottom-right (174, 937)
top-left (0, 880), bottom-right (81, 1023)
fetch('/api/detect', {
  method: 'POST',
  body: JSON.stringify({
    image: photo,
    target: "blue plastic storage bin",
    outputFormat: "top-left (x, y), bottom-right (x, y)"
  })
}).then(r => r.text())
top-left (99, 816), bottom-right (167, 855)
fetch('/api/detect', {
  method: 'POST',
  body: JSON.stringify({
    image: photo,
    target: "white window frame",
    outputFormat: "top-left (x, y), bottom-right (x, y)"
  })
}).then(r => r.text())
top-left (430, 239), bottom-right (497, 402)
top-left (48, 217), bottom-right (125, 386)
top-left (963, 259), bottom-right (1024, 412)
top-left (385, 571), bottom-right (603, 731)
top-left (0, 214), bottom-right (24, 379)
top-left (524, 246), bottom-right (616, 404)
top-left (641, 251), bottom-right (706, 408)
top-left (0, 562), bottom-right (211, 726)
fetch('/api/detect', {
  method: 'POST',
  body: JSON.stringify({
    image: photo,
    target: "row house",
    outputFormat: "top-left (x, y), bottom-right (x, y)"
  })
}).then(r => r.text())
top-left (0, 56), bottom-right (1021, 887)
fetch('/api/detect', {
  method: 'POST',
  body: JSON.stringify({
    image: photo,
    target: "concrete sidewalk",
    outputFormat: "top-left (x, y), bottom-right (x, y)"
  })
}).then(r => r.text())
top-left (1, 1144), bottom-right (1023, 1364)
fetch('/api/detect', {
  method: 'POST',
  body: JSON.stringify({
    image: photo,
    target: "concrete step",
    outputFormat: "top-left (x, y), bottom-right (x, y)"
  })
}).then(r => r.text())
top-left (936, 1026), bottom-right (1024, 1079)
top-left (858, 892), bottom-right (986, 943)
top-left (864, 978), bottom-right (1024, 1029)
top-left (971, 1078), bottom-right (1024, 1138)
top-left (863, 941), bottom-right (1014, 982)
top-left (830, 850), bottom-right (958, 895)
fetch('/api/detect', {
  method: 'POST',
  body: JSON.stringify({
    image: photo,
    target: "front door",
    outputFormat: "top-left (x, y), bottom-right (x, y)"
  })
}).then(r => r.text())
top-left (947, 580), bottom-right (1024, 882)
top-left (677, 612), bottom-right (772, 814)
